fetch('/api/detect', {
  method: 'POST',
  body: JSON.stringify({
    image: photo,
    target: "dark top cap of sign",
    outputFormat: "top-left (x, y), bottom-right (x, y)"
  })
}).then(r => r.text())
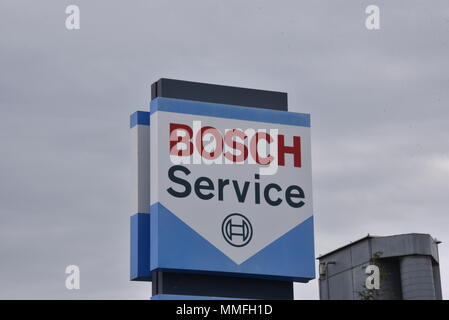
top-left (151, 78), bottom-right (288, 111)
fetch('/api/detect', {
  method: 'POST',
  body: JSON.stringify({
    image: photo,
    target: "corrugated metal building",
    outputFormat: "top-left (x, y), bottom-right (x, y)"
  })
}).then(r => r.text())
top-left (318, 233), bottom-right (442, 300)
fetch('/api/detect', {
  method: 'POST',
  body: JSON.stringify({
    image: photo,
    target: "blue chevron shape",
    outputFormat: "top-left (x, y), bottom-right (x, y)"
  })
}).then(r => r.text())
top-left (150, 203), bottom-right (315, 282)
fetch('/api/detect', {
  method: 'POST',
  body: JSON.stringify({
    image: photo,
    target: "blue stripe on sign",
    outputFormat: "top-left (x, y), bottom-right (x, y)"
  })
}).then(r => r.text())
top-left (149, 97), bottom-right (310, 127)
top-left (130, 111), bottom-right (150, 128)
top-left (130, 213), bottom-right (151, 281)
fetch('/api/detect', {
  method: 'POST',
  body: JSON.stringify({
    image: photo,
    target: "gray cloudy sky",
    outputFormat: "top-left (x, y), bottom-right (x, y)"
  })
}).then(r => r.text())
top-left (0, 0), bottom-right (448, 299)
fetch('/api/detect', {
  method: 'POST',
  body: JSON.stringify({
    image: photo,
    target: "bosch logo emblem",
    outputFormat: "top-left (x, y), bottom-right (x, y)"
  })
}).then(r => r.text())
top-left (222, 214), bottom-right (253, 247)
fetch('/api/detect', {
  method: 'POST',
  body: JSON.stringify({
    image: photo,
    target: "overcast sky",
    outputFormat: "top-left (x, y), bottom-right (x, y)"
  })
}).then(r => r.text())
top-left (0, 0), bottom-right (448, 299)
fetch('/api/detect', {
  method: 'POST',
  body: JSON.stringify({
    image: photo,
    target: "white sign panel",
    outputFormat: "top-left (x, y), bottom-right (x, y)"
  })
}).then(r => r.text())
top-left (150, 98), bottom-right (313, 269)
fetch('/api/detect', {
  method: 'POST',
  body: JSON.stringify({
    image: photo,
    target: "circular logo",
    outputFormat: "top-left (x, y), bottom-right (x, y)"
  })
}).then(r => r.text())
top-left (221, 213), bottom-right (253, 247)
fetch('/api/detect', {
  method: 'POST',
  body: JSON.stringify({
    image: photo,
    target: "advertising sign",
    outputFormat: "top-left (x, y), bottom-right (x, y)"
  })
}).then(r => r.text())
top-left (149, 97), bottom-right (314, 281)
